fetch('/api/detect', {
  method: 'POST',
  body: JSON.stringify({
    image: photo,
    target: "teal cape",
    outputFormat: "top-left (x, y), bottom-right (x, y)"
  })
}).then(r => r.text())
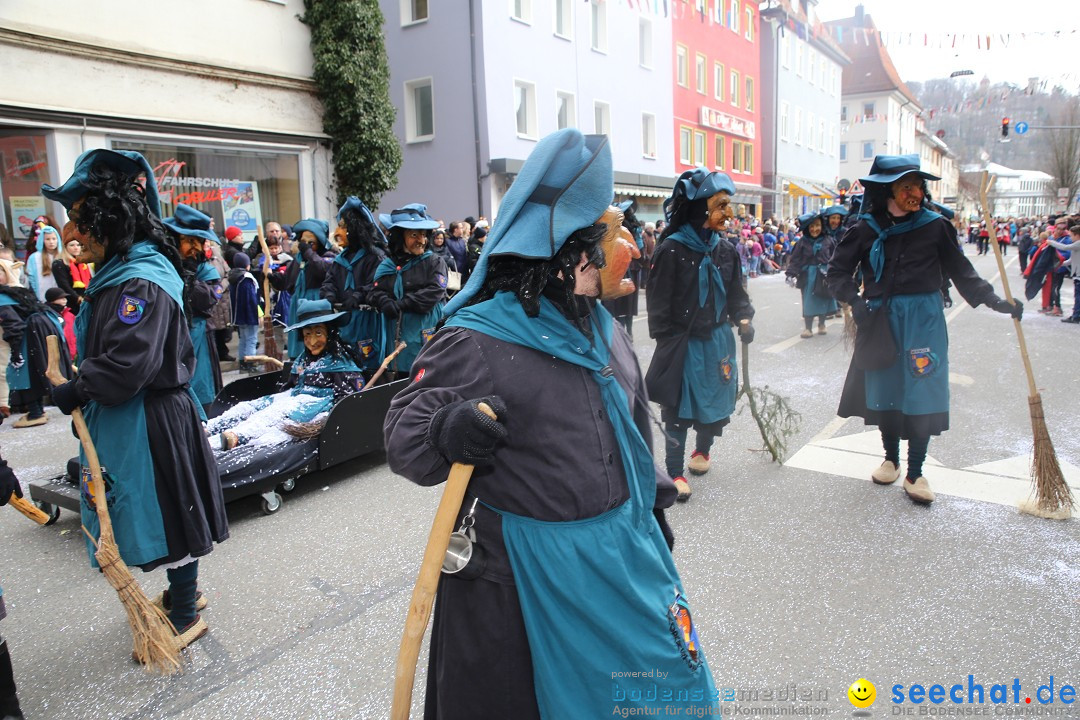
top-left (286, 257), bottom-right (326, 359)
top-left (863, 208), bottom-right (942, 282)
top-left (374, 253), bottom-right (444, 372)
top-left (190, 262), bottom-right (221, 407)
top-left (447, 294), bottom-right (718, 717)
top-left (333, 249), bottom-right (385, 372)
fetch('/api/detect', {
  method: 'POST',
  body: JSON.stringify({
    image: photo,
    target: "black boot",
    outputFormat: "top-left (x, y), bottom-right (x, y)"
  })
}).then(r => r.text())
top-left (0, 640), bottom-right (24, 720)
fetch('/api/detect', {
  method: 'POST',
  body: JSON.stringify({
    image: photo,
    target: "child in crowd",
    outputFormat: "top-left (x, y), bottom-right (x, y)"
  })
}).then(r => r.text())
top-left (228, 252), bottom-right (260, 372)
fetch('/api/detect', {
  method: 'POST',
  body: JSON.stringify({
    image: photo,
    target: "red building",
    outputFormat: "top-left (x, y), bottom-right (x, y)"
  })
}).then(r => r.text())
top-left (671, 0), bottom-right (765, 216)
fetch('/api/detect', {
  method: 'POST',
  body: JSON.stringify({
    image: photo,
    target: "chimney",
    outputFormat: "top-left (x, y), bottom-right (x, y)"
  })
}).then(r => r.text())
top-left (854, 4), bottom-right (865, 24)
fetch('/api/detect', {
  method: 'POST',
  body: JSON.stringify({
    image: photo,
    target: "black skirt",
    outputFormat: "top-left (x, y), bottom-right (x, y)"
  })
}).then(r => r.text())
top-left (837, 358), bottom-right (949, 439)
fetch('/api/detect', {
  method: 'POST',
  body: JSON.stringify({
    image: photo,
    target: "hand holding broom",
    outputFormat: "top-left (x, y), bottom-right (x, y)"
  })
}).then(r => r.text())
top-left (45, 335), bottom-right (183, 673)
top-left (979, 172), bottom-right (1074, 519)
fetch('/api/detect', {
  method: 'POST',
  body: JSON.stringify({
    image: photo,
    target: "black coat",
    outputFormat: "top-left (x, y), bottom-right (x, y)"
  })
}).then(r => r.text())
top-left (320, 247), bottom-right (385, 308)
top-left (785, 231), bottom-right (836, 277)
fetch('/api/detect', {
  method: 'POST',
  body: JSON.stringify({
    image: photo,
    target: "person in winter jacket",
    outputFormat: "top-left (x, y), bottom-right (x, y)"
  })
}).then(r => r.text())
top-left (24, 225), bottom-right (60, 301)
top-left (1048, 223), bottom-right (1080, 324)
top-left (785, 211), bottom-right (839, 338)
top-left (278, 219), bottom-right (334, 359)
top-left (228, 252), bottom-right (260, 372)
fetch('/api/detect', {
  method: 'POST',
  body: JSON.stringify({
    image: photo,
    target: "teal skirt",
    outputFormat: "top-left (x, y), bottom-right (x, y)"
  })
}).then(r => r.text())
top-left (677, 324), bottom-right (737, 425)
top-left (801, 264), bottom-right (838, 317)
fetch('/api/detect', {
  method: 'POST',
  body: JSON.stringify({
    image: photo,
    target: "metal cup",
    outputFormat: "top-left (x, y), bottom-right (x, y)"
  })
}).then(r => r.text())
top-left (442, 527), bottom-right (485, 580)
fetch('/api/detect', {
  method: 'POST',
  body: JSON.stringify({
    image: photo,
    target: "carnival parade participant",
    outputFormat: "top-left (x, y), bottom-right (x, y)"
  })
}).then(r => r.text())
top-left (785, 211), bottom-right (839, 338)
top-left (645, 168), bottom-right (755, 501)
top-left (42, 149), bottom-right (229, 653)
top-left (384, 129), bottom-right (715, 719)
top-left (600, 198), bottom-right (645, 338)
top-left (280, 219), bottom-right (334, 359)
top-left (210, 299), bottom-right (365, 451)
top-left (369, 204), bottom-right (447, 374)
top-left (164, 204), bottom-right (223, 415)
top-left (23, 224), bottom-right (60, 302)
top-left (321, 197), bottom-right (387, 372)
top-left (826, 154), bottom-right (1022, 504)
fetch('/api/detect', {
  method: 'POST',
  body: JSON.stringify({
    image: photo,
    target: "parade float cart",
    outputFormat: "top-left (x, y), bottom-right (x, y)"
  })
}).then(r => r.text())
top-left (28, 368), bottom-right (408, 521)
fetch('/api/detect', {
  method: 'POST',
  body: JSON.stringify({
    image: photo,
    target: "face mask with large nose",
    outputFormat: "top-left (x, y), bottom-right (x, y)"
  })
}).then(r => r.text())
top-left (596, 205), bottom-right (641, 301)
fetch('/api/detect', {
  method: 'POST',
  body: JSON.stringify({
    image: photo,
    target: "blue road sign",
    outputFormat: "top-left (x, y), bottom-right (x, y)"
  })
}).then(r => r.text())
top-left (1014, 121), bottom-right (1029, 135)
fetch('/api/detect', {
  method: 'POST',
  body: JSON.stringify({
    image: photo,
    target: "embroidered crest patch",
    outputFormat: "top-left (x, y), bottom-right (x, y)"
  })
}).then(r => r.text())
top-left (359, 339), bottom-right (375, 359)
top-left (667, 587), bottom-right (702, 669)
top-left (117, 294), bottom-right (147, 325)
top-left (719, 356), bottom-right (734, 384)
top-left (80, 465), bottom-right (114, 509)
top-left (436, 273), bottom-right (447, 289)
top-left (908, 348), bottom-right (938, 378)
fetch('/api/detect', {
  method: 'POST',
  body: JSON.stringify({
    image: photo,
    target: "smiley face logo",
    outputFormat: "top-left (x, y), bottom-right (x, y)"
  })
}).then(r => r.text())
top-left (847, 678), bottom-right (876, 709)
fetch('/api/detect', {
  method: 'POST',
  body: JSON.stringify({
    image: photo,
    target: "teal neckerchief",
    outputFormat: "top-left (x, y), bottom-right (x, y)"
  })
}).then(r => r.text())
top-left (667, 224), bottom-right (725, 321)
top-left (447, 293), bottom-right (655, 521)
top-left (195, 261), bottom-right (220, 283)
top-left (333, 247), bottom-right (368, 290)
top-left (374, 251), bottom-right (433, 299)
top-left (75, 241), bottom-right (184, 360)
top-left (862, 209), bottom-right (942, 282)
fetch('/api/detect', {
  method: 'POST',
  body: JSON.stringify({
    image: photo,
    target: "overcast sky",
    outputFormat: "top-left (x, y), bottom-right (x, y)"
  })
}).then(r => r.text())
top-left (813, 0), bottom-right (1079, 89)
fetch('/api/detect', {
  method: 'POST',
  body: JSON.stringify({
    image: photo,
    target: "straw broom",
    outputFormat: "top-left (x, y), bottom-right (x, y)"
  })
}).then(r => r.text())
top-left (45, 336), bottom-right (183, 672)
top-left (978, 172), bottom-right (1074, 519)
top-left (390, 402), bottom-right (496, 720)
top-left (737, 322), bottom-right (801, 464)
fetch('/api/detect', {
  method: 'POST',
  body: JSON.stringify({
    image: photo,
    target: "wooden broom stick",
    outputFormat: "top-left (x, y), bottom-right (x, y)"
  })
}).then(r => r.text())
top-left (390, 402), bottom-right (496, 720)
top-left (978, 172), bottom-right (1074, 518)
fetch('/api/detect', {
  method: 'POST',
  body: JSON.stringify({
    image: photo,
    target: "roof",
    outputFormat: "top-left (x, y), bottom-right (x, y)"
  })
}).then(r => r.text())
top-left (824, 12), bottom-right (920, 106)
top-left (760, 0), bottom-right (851, 66)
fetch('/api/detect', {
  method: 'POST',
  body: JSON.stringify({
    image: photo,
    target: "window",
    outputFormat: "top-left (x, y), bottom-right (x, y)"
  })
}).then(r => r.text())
top-left (780, 32), bottom-right (790, 68)
top-left (839, 142), bottom-right (847, 161)
top-left (639, 18), bottom-right (653, 68)
top-left (819, 119), bottom-right (826, 152)
top-left (729, 69), bottom-right (739, 106)
top-left (731, 1), bottom-right (740, 33)
top-left (713, 62), bottom-right (725, 101)
top-left (794, 106), bottom-right (803, 144)
top-left (511, 0), bottom-right (531, 23)
top-left (554, 0), bottom-right (572, 37)
top-left (863, 102), bottom-right (875, 119)
top-left (714, 135), bottom-right (725, 170)
top-left (642, 113), bottom-right (657, 158)
top-left (513, 80), bottom-right (537, 139)
top-left (862, 141), bottom-right (875, 159)
top-left (732, 140), bottom-right (743, 172)
top-left (404, 77), bottom-right (434, 142)
top-left (695, 53), bottom-right (707, 94)
top-left (400, 0), bottom-right (428, 25)
top-left (830, 124), bottom-right (836, 155)
top-left (745, 76), bottom-right (754, 111)
top-left (808, 111), bottom-right (815, 149)
top-left (832, 66), bottom-right (838, 95)
top-left (556, 91), bottom-right (576, 130)
top-left (744, 6), bottom-right (754, 40)
top-left (780, 102), bottom-right (790, 141)
top-left (693, 130), bottom-right (706, 166)
top-left (594, 101), bottom-right (611, 136)
top-left (590, 0), bottom-right (607, 52)
top-left (679, 127), bottom-right (692, 164)
top-left (676, 45), bottom-right (688, 87)
top-left (840, 105), bottom-right (847, 122)
top-left (795, 43), bottom-right (803, 76)
top-left (743, 143), bottom-right (753, 174)
top-left (808, 50), bottom-right (816, 86)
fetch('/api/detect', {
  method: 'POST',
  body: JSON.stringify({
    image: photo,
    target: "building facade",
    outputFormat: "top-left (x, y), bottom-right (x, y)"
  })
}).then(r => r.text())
top-left (962, 163), bottom-right (1054, 218)
top-left (0, 0), bottom-right (334, 255)
top-left (379, 0), bottom-right (676, 223)
top-left (759, 0), bottom-right (849, 220)
top-left (670, 0), bottom-right (765, 217)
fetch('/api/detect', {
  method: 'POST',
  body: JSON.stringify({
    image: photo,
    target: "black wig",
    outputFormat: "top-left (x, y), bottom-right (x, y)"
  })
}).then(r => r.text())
top-left (341, 207), bottom-right (388, 259)
top-left (387, 227), bottom-right (430, 264)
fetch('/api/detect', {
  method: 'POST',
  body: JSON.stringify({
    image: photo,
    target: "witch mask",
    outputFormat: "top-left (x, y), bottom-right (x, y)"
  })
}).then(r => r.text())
top-left (597, 205), bottom-right (641, 301)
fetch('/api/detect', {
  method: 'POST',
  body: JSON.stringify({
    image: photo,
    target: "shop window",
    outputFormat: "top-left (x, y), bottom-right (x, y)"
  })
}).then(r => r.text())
top-left (401, 0), bottom-right (428, 25)
top-left (405, 77), bottom-right (435, 142)
top-left (0, 132), bottom-right (53, 257)
top-left (111, 140), bottom-right (302, 241)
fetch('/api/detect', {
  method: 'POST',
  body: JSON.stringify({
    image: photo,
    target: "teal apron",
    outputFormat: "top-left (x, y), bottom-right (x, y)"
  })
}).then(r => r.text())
top-left (0, 295), bottom-right (30, 391)
top-left (374, 253), bottom-right (444, 373)
top-left (668, 226), bottom-right (738, 424)
top-left (448, 295), bottom-right (719, 718)
top-left (74, 242), bottom-right (186, 567)
top-left (865, 292), bottom-right (949, 416)
top-left (190, 262), bottom-right (221, 407)
top-left (286, 262), bottom-right (325, 359)
top-left (801, 240), bottom-right (839, 317)
top-left (333, 249), bottom-right (385, 373)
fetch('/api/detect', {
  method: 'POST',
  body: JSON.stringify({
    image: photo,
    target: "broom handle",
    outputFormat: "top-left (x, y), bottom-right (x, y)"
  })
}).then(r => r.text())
top-left (9, 495), bottom-right (50, 525)
top-left (390, 403), bottom-right (496, 720)
top-left (361, 341), bottom-right (407, 391)
top-left (978, 172), bottom-right (1039, 397)
top-left (45, 336), bottom-right (114, 539)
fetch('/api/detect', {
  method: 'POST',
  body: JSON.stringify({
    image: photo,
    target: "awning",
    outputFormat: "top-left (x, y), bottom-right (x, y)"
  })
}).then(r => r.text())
top-left (613, 184), bottom-right (669, 199)
top-left (811, 183), bottom-right (837, 199)
top-left (787, 181), bottom-right (816, 197)
top-left (734, 181), bottom-right (781, 196)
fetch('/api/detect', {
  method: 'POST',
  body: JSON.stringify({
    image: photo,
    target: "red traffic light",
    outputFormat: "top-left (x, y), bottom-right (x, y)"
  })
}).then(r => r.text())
top-left (1001, 118), bottom-right (1010, 137)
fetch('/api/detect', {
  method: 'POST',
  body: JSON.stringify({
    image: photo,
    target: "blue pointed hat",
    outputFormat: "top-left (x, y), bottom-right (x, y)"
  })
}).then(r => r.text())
top-left (820, 205), bottom-right (848, 218)
top-left (860, 154), bottom-right (940, 185)
top-left (380, 203), bottom-right (440, 231)
top-left (285, 298), bottom-right (345, 332)
top-left (42, 148), bottom-right (162, 218)
top-left (292, 218), bottom-right (329, 249)
top-left (163, 203), bottom-right (217, 243)
top-left (445, 128), bottom-right (613, 315)
top-left (797, 212), bottom-right (821, 232)
top-left (663, 168), bottom-right (736, 221)
top-left (338, 196), bottom-right (387, 245)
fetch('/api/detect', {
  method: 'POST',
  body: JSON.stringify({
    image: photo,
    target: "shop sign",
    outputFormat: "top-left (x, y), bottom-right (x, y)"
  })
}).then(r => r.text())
top-left (8, 196), bottom-right (46, 239)
top-left (699, 106), bottom-right (756, 140)
top-left (153, 159), bottom-right (243, 206)
top-left (220, 181), bottom-right (264, 234)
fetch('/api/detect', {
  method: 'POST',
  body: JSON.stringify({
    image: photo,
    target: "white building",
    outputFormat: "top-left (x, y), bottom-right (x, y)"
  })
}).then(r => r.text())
top-left (0, 1), bottom-right (333, 253)
top-left (378, 0), bottom-right (676, 222)
top-left (963, 163), bottom-right (1054, 218)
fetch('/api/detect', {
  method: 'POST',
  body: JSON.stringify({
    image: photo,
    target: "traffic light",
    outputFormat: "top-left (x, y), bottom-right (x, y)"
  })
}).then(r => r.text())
top-left (1002, 118), bottom-right (1010, 138)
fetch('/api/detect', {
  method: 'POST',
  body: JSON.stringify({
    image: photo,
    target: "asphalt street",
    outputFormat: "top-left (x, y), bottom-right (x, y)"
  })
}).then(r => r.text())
top-left (0, 247), bottom-right (1076, 719)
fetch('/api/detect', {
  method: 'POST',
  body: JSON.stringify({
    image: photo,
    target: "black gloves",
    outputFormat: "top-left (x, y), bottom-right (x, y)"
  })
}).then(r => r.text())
top-left (990, 296), bottom-right (1023, 320)
top-left (0, 460), bottom-right (23, 506)
top-left (376, 295), bottom-right (400, 318)
top-left (428, 396), bottom-right (508, 465)
top-left (340, 293), bottom-right (363, 311)
top-left (942, 290), bottom-right (953, 309)
top-left (737, 321), bottom-right (755, 344)
top-left (52, 380), bottom-right (82, 415)
top-left (8, 351), bottom-right (23, 370)
top-left (849, 298), bottom-right (871, 326)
